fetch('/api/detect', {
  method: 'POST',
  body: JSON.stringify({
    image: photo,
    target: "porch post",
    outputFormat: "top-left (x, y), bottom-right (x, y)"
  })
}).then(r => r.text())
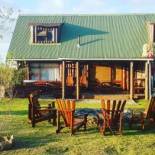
top-left (145, 61), bottom-right (149, 100)
top-left (34, 26), bottom-right (37, 43)
top-left (149, 61), bottom-right (152, 100)
top-left (122, 67), bottom-right (126, 90)
top-left (62, 61), bottom-right (65, 99)
top-left (130, 62), bottom-right (134, 99)
top-left (126, 68), bottom-right (129, 91)
top-left (26, 62), bottom-right (29, 80)
top-left (76, 61), bottom-right (80, 100)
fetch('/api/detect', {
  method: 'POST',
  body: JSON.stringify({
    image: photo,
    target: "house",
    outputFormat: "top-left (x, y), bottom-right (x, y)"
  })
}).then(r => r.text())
top-left (7, 14), bottom-right (155, 100)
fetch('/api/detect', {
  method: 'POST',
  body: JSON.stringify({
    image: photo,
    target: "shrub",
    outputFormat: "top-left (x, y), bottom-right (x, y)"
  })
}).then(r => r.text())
top-left (0, 63), bottom-right (27, 98)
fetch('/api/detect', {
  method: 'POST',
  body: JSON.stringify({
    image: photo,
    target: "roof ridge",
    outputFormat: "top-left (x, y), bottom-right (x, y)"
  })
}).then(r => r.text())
top-left (19, 13), bottom-right (155, 17)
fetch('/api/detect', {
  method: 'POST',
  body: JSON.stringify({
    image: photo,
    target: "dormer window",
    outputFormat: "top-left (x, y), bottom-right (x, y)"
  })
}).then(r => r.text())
top-left (30, 23), bottom-right (63, 44)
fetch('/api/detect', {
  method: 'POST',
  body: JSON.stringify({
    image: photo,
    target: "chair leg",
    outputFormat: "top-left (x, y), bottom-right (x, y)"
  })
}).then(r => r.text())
top-left (48, 118), bottom-right (51, 123)
top-left (141, 118), bottom-right (145, 130)
top-left (84, 123), bottom-right (86, 131)
top-left (32, 115), bottom-right (35, 127)
top-left (99, 123), bottom-right (106, 135)
top-left (102, 126), bottom-right (106, 135)
top-left (32, 120), bottom-right (35, 128)
top-left (70, 128), bottom-right (74, 136)
top-left (119, 121), bottom-right (123, 135)
top-left (53, 117), bottom-right (57, 126)
top-left (53, 111), bottom-right (57, 126)
top-left (56, 111), bottom-right (61, 134)
top-left (140, 112), bottom-right (145, 130)
top-left (83, 115), bottom-right (87, 131)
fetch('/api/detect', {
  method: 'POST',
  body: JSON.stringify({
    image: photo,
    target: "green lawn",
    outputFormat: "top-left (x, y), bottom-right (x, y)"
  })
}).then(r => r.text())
top-left (0, 98), bottom-right (155, 155)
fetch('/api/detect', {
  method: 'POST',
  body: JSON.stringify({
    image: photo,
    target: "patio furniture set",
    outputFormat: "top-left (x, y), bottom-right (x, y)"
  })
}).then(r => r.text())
top-left (28, 91), bottom-right (155, 135)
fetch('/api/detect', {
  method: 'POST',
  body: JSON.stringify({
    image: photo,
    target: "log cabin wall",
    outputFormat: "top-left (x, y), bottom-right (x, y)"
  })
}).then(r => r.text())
top-left (89, 62), bottom-right (129, 91)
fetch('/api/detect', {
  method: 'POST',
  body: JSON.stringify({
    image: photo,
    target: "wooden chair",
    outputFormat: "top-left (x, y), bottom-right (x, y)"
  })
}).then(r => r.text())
top-left (129, 96), bottom-right (155, 130)
top-left (56, 99), bottom-right (88, 135)
top-left (28, 93), bottom-right (57, 127)
top-left (97, 99), bottom-right (126, 135)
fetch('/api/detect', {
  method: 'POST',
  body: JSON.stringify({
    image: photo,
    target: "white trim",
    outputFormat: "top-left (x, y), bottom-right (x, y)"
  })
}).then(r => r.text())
top-left (8, 58), bottom-right (154, 61)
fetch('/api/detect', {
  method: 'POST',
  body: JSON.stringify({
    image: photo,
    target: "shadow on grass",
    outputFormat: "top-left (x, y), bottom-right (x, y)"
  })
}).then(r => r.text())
top-left (0, 110), bottom-right (27, 116)
top-left (12, 134), bottom-right (59, 150)
top-left (82, 124), bottom-right (155, 136)
top-left (123, 128), bottom-right (155, 136)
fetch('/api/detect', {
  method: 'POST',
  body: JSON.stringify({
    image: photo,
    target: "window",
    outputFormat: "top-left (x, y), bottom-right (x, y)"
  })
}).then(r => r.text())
top-left (30, 63), bottom-right (61, 81)
top-left (36, 26), bottom-right (53, 43)
top-left (30, 23), bottom-right (62, 44)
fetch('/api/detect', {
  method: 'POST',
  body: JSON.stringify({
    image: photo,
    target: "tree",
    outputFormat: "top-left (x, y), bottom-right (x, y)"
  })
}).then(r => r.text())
top-left (0, 6), bottom-right (19, 37)
top-left (0, 6), bottom-right (20, 63)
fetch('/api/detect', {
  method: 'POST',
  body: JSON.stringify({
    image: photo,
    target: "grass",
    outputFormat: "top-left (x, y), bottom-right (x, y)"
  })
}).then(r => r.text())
top-left (0, 98), bottom-right (155, 155)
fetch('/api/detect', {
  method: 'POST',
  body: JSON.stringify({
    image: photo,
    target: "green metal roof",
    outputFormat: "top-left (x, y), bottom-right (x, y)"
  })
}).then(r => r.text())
top-left (8, 14), bottom-right (155, 60)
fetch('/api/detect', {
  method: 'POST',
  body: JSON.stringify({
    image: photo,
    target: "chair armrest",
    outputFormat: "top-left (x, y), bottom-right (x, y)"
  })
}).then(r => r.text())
top-left (39, 106), bottom-right (50, 109)
top-left (37, 109), bottom-right (51, 113)
top-left (131, 110), bottom-right (144, 119)
top-left (38, 108), bottom-right (56, 113)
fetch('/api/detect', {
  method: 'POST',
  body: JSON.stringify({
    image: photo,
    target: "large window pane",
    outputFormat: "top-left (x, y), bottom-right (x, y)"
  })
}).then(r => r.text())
top-left (31, 68), bottom-right (40, 80)
top-left (30, 63), bottom-right (60, 81)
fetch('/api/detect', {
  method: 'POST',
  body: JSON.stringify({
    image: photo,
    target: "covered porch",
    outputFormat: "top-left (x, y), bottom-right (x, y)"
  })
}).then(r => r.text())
top-left (24, 60), bottom-right (152, 100)
top-left (61, 60), bottom-right (152, 100)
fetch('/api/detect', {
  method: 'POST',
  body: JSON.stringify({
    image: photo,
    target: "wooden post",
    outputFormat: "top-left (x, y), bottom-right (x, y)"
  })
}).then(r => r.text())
top-left (122, 67), bottom-right (126, 90)
top-left (62, 61), bottom-right (65, 99)
top-left (26, 62), bottom-right (29, 80)
top-left (34, 26), bottom-right (37, 43)
top-left (76, 61), bottom-right (80, 100)
top-left (145, 61), bottom-right (149, 100)
top-left (149, 61), bottom-right (152, 100)
top-left (130, 62), bottom-right (134, 99)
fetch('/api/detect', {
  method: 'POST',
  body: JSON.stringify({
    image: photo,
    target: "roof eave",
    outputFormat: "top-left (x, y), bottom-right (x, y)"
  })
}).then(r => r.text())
top-left (7, 58), bottom-right (154, 61)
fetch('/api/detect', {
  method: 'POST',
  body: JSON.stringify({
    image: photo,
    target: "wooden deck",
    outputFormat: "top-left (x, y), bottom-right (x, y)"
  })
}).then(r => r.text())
top-left (81, 93), bottom-right (130, 100)
top-left (81, 92), bottom-right (146, 100)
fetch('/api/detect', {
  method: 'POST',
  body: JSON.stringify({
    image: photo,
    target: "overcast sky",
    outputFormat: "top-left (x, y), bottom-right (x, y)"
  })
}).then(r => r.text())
top-left (0, 0), bottom-right (155, 62)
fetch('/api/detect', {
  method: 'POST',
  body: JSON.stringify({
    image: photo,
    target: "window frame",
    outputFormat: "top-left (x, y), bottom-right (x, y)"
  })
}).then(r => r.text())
top-left (29, 23), bottom-right (62, 44)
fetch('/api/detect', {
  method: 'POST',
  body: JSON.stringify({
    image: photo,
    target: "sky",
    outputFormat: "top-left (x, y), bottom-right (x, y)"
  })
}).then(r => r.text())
top-left (0, 0), bottom-right (155, 62)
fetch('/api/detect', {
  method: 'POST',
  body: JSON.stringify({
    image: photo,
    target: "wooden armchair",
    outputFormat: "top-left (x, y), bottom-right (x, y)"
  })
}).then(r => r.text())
top-left (28, 93), bottom-right (57, 127)
top-left (129, 97), bottom-right (155, 130)
top-left (56, 99), bottom-right (88, 135)
top-left (97, 99), bottom-right (126, 135)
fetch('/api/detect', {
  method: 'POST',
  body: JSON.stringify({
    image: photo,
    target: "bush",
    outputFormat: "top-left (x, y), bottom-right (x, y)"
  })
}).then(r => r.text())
top-left (0, 63), bottom-right (27, 98)
top-left (0, 64), bottom-right (14, 89)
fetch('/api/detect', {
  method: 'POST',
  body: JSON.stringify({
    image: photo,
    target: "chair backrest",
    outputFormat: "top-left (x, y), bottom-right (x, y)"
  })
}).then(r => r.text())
top-left (56, 99), bottom-right (75, 126)
top-left (101, 99), bottom-right (126, 124)
top-left (146, 96), bottom-right (155, 119)
top-left (28, 93), bottom-right (41, 118)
